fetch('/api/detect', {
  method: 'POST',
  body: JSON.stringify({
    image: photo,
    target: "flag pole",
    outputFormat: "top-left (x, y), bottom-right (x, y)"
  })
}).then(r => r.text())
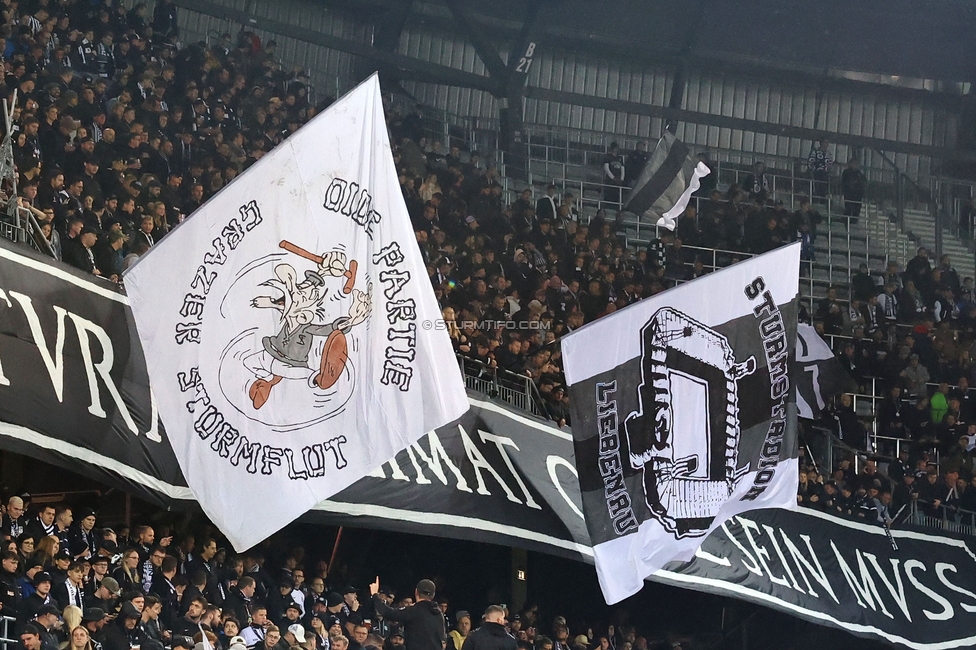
top-left (327, 526), bottom-right (343, 577)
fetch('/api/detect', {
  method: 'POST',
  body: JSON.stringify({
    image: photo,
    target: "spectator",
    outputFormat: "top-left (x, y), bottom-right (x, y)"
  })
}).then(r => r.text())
top-left (533, 184), bottom-right (557, 223)
top-left (850, 263), bottom-right (876, 301)
top-left (19, 624), bottom-right (47, 650)
top-left (827, 393), bottom-right (867, 449)
top-left (65, 622), bottom-right (94, 650)
top-left (625, 142), bottom-right (647, 184)
top-left (602, 142), bottom-right (624, 205)
top-left (841, 158), bottom-right (866, 221)
top-left (905, 247), bottom-right (933, 296)
top-left (240, 604), bottom-right (269, 648)
top-left (901, 354), bottom-right (930, 396)
top-left (460, 606), bottom-right (515, 650)
top-left (742, 162), bottom-right (769, 204)
top-left (369, 579), bottom-right (444, 650)
top-left (931, 382), bottom-right (950, 423)
top-left (878, 283), bottom-right (899, 324)
top-left (808, 138), bottom-right (832, 201)
top-left (448, 611), bottom-right (471, 650)
top-left (62, 226), bottom-right (100, 276)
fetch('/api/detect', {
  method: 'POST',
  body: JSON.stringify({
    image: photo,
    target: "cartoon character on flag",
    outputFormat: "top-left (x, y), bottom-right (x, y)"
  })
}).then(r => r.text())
top-left (243, 240), bottom-right (372, 410)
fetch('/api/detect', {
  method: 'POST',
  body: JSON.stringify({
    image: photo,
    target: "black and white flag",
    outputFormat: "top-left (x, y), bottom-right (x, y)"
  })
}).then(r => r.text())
top-left (562, 243), bottom-right (801, 604)
top-left (794, 323), bottom-right (858, 419)
top-left (623, 132), bottom-right (710, 231)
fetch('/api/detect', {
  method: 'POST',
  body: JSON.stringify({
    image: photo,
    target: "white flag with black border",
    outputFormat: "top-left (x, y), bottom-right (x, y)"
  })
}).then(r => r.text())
top-left (562, 243), bottom-right (801, 604)
top-left (124, 74), bottom-right (467, 550)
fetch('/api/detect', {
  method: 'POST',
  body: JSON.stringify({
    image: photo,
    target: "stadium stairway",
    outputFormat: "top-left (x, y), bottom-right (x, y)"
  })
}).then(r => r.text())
top-left (900, 207), bottom-right (976, 282)
top-left (808, 205), bottom-right (913, 298)
top-left (519, 154), bottom-right (913, 311)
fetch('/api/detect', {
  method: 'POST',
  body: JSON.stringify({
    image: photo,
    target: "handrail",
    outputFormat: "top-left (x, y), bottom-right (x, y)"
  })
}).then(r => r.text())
top-left (1, 205), bottom-right (57, 259)
top-left (806, 423), bottom-right (894, 477)
top-left (456, 353), bottom-right (546, 418)
top-left (802, 427), bottom-right (976, 540)
top-left (908, 499), bottom-right (976, 536)
top-left (0, 615), bottom-right (14, 650)
top-left (517, 139), bottom-right (908, 210)
top-left (931, 175), bottom-right (976, 242)
top-left (518, 121), bottom-right (901, 182)
top-left (396, 95), bottom-right (917, 287)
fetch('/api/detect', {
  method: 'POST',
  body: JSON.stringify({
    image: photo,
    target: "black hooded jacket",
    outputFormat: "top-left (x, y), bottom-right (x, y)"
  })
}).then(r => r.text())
top-left (372, 596), bottom-right (445, 650)
top-left (461, 622), bottom-right (517, 650)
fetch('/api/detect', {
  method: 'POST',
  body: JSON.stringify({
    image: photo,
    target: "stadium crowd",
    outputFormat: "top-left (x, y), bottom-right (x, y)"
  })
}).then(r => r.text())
top-left (0, 500), bottom-right (639, 650)
top-left (0, 0), bottom-right (869, 433)
top-left (384, 117), bottom-right (852, 427)
top-left (385, 96), bottom-right (976, 534)
top-left (388, 110), bottom-right (976, 469)
top-left (1, 0), bottom-right (973, 517)
top-left (0, 0), bottom-right (319, 280)
top-left (795, 449), bottom-right (976, 529)
top-left (388, 110), bottom-right (976, 498)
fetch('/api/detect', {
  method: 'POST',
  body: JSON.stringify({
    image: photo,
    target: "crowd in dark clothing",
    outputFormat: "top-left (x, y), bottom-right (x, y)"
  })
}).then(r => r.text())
top-left (0, 0), bottom-right (954, 449)
top-left (811, 246), bottom-right (976, 473)
top-left (0, 0), bottom-right (319, 282)
top-left (789, 229), bottom-right (976, 527)
top-left (797, 451), bottom-right (976, 526)
top-left (382, 116), bottom-right (857, 426)
top-left (0, 497), bottom-right (642, 650)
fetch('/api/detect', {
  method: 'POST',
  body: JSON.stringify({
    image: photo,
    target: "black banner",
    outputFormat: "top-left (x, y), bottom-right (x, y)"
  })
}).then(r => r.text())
top-left (308, 395), bottom-right (592, 560)
top-left (0, 239), bottom-right (189, 504)
top-left (656, 508), bottom-right (976, 649)
top-left (6, 238), bottom-right (976, 647)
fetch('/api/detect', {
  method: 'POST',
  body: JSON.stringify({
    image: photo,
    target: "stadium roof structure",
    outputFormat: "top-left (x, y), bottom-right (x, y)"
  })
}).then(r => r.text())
top-left (335, 0), bottom-right (976, 86)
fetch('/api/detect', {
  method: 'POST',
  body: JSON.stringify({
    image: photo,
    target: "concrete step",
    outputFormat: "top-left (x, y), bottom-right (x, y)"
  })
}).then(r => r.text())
top-left (901, 208), bottom-right (976, 281)
top-left (533, 152), bottom-right (916, 309)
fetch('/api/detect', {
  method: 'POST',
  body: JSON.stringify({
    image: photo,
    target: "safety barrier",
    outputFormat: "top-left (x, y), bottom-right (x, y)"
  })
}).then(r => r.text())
top-left (907, 499), bottom-right (976, 537)
top-left (456, 354), bottom-right (547, 418)
top-left (0, 616), bottom-right (14, 650)
top-left (0, 206), bottom-right (57, 259)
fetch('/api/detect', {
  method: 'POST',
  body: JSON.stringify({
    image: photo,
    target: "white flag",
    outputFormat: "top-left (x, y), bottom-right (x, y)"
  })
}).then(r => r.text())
top-left (562, 244), bottom-right (801, 604)
top-left (123, 74), bottom-right (467, 550)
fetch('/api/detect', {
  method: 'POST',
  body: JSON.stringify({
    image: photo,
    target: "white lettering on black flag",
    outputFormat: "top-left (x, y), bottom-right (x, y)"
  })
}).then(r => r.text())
top-left (562, 243), bottom-right (801, 604)
top-left (123, 74), bottom-right (467, 550)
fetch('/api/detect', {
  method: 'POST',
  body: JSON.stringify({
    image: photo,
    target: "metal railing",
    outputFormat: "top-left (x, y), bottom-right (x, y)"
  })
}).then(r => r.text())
top-left (456, 354), bottom-right (547, 418)
top-left (387, 98), bottom-right (918, 224)
top-left (806, 424), bottom-right (882, 478)
top-left (387, 94), bottom-right (502, 161)
top-left (0, 616), bottom-right (13, 650)
top-left (1, 205), bottom-right (57, 259)
top-left (812, 371), bottom-right (944, 464)
top-left (500, 151), bottom-right (909, 293)
top-left (385, 96), bottom-right (918, 286)
top-left (907, 499), bottom-right (976, 537)
top-left (804, 370), bottom-right (945, 469)
top-left (555, 182), bottom-right (889, 293)
top-left (804, 426), bottom-right (975, 538)
top-left (510, 129), bottom-right (901, 195)
top-left (933, 175), bottom-right (976, 241)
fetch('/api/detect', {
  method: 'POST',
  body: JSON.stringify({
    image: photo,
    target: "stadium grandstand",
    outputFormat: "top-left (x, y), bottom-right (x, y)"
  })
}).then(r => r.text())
top-left (1, 0), bottom-right (976, 648)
